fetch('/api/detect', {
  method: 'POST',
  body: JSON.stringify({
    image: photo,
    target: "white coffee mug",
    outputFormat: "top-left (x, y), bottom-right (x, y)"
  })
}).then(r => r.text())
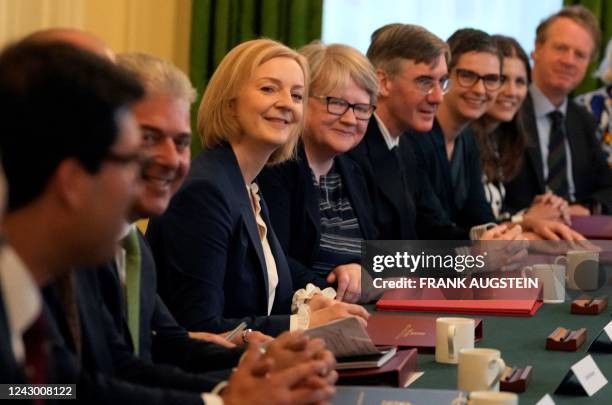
top-left (458, 348), bottom-right (506, 392)
top-left (435, 317), bottom-right (475, 364)
top-left (522, 263), bottom-right (565, 303)
top-left (555, 250), bottom-right (599, 290)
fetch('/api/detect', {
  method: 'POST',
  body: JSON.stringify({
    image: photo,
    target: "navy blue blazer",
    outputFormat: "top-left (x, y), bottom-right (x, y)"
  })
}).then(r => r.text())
top-left (408, 120), bottom-right (496, 229)
top-left (258, 143), bottom-right (378, 276)
top-left (347, 118), bottom-right (417, 240)
top-left (147, 143), bottom-right (299, 336)
top-left (96, 231), bottom-right (243, 374)
top-left (504, 94), bottom-right (612, 213)
top-left (43, 270), bottom-right (219, 403)
top-left (347, 118), bottom-right (466, 240)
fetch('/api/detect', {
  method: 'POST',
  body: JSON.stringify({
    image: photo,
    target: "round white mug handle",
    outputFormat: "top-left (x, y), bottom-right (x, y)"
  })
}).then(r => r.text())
top-left (488, 357), bottom-right (506, 390)
top-left (448, 324), bottom-right (456, 361)
top-left (554, 256), bottom-right (567, 266)
top-left (521, 266), bottom-right (534, 278)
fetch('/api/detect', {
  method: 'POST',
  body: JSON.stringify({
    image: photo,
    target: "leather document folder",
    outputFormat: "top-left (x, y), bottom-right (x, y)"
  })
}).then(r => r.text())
top-left (571, 215), bottom-right (612, 240)
top-left (332, 386), bottom-right (463, 405)
top-left (337, 348), bottom-right (417, 387)
top-left (376, 288), bottom-right (543, 316)
top-left (366, 314), bottom-right (483, 352)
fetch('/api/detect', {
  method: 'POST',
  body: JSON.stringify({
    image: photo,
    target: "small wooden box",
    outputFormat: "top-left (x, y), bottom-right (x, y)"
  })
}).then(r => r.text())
top-left (571, 296), bottom-right (608, 315)
top-left (546, 327), bottom-right (587, 351)
top-left (500, 365), bottom-right (533, 393)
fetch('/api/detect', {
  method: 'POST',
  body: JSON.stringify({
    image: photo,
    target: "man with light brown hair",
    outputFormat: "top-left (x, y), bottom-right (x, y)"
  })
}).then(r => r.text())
top-left (504, 5), bottom-right (612, 217)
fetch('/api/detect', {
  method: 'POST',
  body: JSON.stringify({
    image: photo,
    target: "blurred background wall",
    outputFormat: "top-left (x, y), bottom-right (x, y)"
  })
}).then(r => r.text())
top-left (0, 0), bottom-right (192, 73)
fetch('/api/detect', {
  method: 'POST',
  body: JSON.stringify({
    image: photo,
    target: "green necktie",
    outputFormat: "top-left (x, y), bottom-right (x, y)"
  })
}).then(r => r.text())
top-left (123, 228), bottom-right (141, 355)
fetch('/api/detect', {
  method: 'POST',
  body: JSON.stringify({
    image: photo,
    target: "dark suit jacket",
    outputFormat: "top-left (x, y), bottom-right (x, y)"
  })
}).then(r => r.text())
top-left (408, 121), bottom-right (496, 229)
top-left (96, 231), bottom-right (243, 374)
top-left (347, 118), bottom-right (417, 240)
top-left (347, 118), bottom-right (468, 240)
top-left (258, 144), bottom-right (378, 277)
top-left (147, 143), bottom-right (300, 336)
top-left (43, 270), bottom-right (218, 403)
top-left (504, 94), bottom-right (612, 213)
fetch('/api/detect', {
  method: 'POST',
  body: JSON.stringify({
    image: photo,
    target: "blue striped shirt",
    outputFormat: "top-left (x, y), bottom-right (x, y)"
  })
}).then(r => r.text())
top-left (311, 163), bottom-right (363, 277)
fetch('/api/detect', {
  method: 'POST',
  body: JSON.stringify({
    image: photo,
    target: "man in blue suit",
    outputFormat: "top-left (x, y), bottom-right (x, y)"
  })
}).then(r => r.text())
top-left (504, 5), bottom-right (612, 214)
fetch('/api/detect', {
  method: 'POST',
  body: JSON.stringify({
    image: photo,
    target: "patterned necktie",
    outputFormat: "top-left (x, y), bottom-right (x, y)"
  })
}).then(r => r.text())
top-left (23, 314), bottom-right (47, 404)
top-left (122, 228), bottom-right (141, 355)
top-left (547, 110), bottom-right (569, 198)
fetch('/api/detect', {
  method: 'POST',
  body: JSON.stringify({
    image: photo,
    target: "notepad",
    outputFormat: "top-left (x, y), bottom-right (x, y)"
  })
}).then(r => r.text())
top-left (305, 316), bottom-right (381, 358)
top-left (336, 346), bottom-right (397, 370)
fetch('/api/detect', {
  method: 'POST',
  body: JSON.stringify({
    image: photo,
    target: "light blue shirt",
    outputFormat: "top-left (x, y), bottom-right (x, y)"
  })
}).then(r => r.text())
top-left (529, 83), bottom-right (576, 201)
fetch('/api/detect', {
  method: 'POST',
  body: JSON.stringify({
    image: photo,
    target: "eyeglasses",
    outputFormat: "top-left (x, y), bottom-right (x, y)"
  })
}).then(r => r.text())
top-left (311, 95), bottom-right (376, 121)
top-left (454, 68), bottom-right (502, 91)
top-left (413, 76), bottom-right (450, 95)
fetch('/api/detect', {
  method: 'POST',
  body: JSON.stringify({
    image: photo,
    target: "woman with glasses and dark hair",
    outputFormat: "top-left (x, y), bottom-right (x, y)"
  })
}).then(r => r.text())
top-left (258, 43), bottom-right (378, 303)
top-left (408, 28), bottom-right (506, 234)
top-left (472, 35), bottom-right (584, 240)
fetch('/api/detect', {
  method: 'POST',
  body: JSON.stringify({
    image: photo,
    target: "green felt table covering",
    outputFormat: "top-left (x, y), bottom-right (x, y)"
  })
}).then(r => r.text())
top-left (364, 300), bottom-right (612, 404)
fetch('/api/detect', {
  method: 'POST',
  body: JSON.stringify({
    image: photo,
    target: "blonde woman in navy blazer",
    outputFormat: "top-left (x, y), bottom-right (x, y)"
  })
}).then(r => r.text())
top-left (147, 39), bottom-right (369, 337)
top-left (259, 43), bottom-right (378, 304)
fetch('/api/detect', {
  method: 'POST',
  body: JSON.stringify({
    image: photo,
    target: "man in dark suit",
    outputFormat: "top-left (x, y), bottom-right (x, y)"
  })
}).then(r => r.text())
top-left (0, 38), bottom-right (171, 399)
top-left (105, 52), bottom-right (246, 367)
top-left (348, 24), bottom-right (478, 240)
top-left (504, 5), bottom-right (612, 215)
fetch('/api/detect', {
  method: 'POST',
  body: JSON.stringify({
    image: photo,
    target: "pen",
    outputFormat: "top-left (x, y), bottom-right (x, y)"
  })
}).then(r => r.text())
top-left (226, 321), bottom-right (248, 341)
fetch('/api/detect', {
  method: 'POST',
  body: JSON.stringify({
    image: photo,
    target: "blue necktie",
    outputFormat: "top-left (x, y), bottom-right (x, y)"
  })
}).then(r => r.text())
top-left (547, 110), bottom-right (568, 198)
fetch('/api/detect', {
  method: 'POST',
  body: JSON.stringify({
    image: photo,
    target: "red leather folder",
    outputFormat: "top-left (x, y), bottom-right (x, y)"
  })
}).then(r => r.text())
top-left (366, 314), bottom-right (483, 352)
top-left (337, 349), bottom-right (418, 387)
top-left (376, 288), bottom-right (543, 317)
top-left (571, 215), bottom-right (612, 240)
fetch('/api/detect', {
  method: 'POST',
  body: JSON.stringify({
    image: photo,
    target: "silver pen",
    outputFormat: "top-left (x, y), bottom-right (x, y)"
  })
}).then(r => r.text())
top-left (225, 321), bottom-right (248, 341)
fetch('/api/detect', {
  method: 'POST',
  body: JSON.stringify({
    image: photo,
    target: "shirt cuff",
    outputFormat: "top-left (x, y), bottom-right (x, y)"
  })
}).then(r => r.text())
top-left (511, 209), bottom-right (526, 224)
top-left (291, 283), bottom-right (336, 312)
top-left (202, 393), bottom-right (224, 405)
top-left (289, 307), bottom-right (310, 331)
top-left (211, 381), bottom-right (228, 395)
top-left (201, 381), bottom-right (228, 404)
top-left (469, 222), bottom-right (497, 240)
